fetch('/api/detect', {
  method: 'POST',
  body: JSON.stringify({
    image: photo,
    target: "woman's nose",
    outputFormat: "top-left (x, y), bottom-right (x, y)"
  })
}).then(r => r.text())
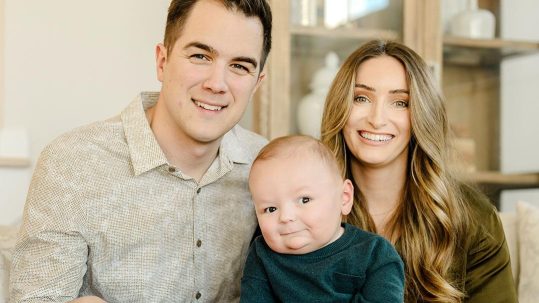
top-left (367, 102), bottom-right (387, 129)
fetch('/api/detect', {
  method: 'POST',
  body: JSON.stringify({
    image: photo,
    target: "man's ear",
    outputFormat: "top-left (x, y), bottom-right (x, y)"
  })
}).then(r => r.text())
top-left (341, 179), bottom-right (354, 216)
top-left (155, 43), bottom-right (167, 83)
top-left (254, 71), bottom-right (266, 91)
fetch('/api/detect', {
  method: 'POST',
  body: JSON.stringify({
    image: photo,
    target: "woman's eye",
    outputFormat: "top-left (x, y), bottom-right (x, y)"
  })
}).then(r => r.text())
top-left (300, 197), bottom-right (311, 204)
top-left (264, 207), bottom-right (277, 213)
top-left (354, 95), bottom-right (370, 103)
top-left (393, 100), bottom-right (409, 108)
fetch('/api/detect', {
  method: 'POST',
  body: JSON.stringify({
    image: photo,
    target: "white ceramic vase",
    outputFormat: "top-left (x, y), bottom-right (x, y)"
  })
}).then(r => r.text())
top-left (297, 52), bottom-right (339, 139)
top-left (449, 0), bottom-right (495, 39)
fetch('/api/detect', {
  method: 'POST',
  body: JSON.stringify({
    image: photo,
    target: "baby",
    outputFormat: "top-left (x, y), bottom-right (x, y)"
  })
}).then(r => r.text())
top-left (240, 135), bottom-right (404, 302)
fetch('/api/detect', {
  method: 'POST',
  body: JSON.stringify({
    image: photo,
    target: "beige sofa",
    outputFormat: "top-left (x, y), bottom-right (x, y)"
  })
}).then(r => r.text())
top-left (1, 202), bottom-right (538, 302)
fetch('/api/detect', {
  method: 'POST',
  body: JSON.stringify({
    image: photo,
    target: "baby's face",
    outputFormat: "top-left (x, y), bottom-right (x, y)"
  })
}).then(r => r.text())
top-left (249, 155), bottom-right (352, 254)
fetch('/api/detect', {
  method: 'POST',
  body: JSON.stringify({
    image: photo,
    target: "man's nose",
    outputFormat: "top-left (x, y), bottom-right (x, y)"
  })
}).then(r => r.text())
top-left (203, 63), bottom-right (228, 94)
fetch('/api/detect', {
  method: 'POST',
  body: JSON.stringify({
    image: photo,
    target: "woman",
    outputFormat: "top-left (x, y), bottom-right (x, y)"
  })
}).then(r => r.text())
top-left (321, 40), bottom-right (516, 302)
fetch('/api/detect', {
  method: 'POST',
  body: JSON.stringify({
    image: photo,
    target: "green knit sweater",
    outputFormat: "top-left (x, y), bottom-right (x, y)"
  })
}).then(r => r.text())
top-left (240, 223), bottom-right (404, 302)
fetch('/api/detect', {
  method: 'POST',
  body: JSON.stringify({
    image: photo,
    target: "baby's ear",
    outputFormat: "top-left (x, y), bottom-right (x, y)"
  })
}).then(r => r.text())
top-left (341, 179), bottom-right (354, 215)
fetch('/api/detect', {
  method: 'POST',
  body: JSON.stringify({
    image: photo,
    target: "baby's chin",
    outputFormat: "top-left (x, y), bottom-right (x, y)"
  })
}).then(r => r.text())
top-left (269, 238), bottom-right (322, 255)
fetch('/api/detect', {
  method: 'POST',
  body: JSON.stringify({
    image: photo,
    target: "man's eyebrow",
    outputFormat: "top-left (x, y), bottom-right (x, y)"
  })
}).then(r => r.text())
top-left (355, 83), bottom-right (409, 94)
top-left (184, 41), bottom-right (258, 69)
top-left (234, 56), bottom-right (258, 69)
top-left (184, 41), bottom-right (216, 54)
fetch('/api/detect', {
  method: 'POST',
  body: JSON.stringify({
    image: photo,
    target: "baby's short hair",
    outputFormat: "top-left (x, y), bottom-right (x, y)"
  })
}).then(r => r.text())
top-left (253, 135), bottom-right (342, 179)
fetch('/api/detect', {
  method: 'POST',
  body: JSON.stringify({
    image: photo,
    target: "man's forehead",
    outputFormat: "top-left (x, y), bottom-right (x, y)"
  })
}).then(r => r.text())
top-left (176, 2), bottom-right (264, 61)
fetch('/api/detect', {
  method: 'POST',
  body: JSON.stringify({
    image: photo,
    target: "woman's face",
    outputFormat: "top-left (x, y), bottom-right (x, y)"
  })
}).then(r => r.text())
top-left (343, 55), bottom-right (411, 169)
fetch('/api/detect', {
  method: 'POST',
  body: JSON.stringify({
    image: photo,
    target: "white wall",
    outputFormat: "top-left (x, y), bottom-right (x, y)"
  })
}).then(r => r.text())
top-left (500, 0), bottom-right (539, 174)
top-left (0, 0), bottom-right (171, 225)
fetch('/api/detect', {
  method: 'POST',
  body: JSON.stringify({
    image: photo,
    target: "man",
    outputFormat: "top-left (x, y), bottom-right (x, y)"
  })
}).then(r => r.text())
top-left (9, 0), bottom-right (272, 302)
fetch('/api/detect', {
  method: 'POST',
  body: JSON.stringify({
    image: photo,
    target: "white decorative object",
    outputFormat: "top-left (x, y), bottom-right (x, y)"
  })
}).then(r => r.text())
top-left (297, 52), bottom-right (339, 138)
top-left (449, 0), bottom-right (495, 39)
top-left (441, 0), bottom-right (467, 34)
top-left (290, 0), bottom-right (317, 26)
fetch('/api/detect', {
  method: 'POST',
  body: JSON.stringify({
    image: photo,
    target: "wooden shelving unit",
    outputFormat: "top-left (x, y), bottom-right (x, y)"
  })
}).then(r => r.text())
top-left (259, 0), bottom-right (539, 205)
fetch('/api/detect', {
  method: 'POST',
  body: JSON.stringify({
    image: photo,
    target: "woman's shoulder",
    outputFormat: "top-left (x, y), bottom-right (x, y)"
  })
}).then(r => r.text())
top-left (459, 183), bottom-right (505, 247)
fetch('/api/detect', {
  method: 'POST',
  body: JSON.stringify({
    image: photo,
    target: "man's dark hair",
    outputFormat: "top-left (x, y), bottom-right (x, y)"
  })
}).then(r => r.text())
top-left (164, 0), bottom-right (272, 71)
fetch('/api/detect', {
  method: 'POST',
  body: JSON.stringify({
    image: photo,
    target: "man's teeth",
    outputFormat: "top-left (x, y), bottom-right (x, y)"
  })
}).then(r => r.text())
top-left (361, 132), bottom-right (393, 142)
top-left (194, 101), bottom-right (223, 111)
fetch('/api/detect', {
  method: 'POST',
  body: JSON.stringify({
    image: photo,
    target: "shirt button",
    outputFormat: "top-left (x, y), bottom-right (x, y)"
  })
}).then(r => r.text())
top-left (168, 166), bottom-right (176, 173)
top-left (196, 188), bottom-right (201, 194)
top-left (195, 292), bottom-right (202, 300)
top-left (196, 239), bottom-right (202, 247)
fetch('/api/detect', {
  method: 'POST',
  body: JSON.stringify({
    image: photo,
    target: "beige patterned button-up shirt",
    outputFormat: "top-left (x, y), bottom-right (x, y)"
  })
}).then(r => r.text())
top-left (10, 92), bottom-right (267, 303)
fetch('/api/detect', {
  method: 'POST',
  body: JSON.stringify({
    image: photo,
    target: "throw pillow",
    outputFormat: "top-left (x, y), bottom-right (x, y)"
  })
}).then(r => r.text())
top-left (517, 201), bottom-right (539, 303)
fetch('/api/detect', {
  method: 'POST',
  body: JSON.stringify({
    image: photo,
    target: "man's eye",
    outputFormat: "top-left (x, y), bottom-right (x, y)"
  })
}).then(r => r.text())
top-left (300, 197), bottom-right (311, 204)
top-left (231, 63), bottom-right (250, 74)
top-left (354, 95), bottom-right (370, 103)
top-left (189, 54), bottom-right (209, 61)
top-left (264, 207), bottom-right (277, 213)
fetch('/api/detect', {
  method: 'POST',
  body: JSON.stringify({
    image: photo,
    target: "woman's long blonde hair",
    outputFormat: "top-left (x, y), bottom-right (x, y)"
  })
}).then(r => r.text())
top-left (321, 40), bottom-right (475, 302)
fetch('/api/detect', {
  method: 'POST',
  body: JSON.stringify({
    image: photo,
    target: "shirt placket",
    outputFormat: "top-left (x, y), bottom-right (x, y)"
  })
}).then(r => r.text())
top-left (192, 184), bottom-right (205, 301)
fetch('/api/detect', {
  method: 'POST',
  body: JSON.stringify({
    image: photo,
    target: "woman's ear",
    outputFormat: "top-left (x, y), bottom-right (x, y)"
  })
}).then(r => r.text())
top-left (341, 179), bottom-right (354, 216)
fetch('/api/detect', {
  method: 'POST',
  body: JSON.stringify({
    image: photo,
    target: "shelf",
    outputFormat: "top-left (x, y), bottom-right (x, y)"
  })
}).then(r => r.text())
top-left (0, 156), bottom-right (31, 167)
top-left (468, 171), bottom-right (539, 187)
top-left (444, 36), bottom-right (539, 51)
top-left (443, 36), bottom-right (539, 65)
top-left (290, 25), bottom-right (399, 41)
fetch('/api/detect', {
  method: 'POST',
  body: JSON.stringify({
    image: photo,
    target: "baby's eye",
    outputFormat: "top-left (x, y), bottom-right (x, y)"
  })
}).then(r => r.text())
top-left (299, 197), bottom-right (311, 204)
top-left (264, 206), bottom-right (277, 213)
top-left (354, 95), bottom-right (370, 103)
top-left (393, 100), bottom-right (409, 108)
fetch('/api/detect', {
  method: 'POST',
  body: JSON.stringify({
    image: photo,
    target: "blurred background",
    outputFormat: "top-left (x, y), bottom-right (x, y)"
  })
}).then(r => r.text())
top-left (1, 0), bottom-right (539, 225)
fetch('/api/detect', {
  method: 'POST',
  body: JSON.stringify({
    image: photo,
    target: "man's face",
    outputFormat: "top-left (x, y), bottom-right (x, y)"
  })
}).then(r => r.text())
top-left (155, 0), bottom-right (265, 145)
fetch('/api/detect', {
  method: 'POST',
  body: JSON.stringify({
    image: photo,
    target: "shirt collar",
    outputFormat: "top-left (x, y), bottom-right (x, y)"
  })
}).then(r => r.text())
top-left (121, 92), bottom-right (168, 176)
top-left (122, 92), bottom-right (252, 176)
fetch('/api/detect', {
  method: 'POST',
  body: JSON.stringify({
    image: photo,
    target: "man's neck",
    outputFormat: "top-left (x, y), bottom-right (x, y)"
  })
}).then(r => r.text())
top-left (146, 105), bottom-right (221, 182)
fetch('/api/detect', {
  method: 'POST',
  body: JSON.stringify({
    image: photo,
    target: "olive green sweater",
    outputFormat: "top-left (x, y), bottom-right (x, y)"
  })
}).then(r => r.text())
top-left (453, 187), bottom-right (518, 302)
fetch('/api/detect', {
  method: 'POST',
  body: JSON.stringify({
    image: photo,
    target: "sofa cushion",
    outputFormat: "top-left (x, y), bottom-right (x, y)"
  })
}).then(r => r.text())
top-left (0, 224), bottom-right (20, 302)
top-left (499, 211), bottom-right (519, 285)
top-left (517, 201), bottom-right (539, 303)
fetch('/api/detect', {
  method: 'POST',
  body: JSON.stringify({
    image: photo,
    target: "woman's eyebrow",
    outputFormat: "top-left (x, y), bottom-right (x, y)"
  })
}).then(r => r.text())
top-left (355, 84), bottom-right (409, 95)
top-left (355, 83), bottom-right (375, 91)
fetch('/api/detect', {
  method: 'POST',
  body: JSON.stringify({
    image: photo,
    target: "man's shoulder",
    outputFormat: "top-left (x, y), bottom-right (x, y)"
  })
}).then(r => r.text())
top-left (229, 125), bottom-right (268, 147)
top-left (41, 115), bottom-right (125, 162)
top-left (223, 125), bottom-right (268, 163)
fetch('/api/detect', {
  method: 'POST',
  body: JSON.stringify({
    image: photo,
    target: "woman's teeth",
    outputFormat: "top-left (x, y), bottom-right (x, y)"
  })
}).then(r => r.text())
top-left (360, 132), bottom-right (393, 142)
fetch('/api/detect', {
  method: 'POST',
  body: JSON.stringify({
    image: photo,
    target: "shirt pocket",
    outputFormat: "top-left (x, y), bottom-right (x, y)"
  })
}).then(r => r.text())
top-left (333, 272), bottom-right (365, 295)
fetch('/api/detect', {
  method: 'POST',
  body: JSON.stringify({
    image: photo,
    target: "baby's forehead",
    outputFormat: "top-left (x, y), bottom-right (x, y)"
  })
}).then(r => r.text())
top-left (252, 151), bottom-right (340, 177)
